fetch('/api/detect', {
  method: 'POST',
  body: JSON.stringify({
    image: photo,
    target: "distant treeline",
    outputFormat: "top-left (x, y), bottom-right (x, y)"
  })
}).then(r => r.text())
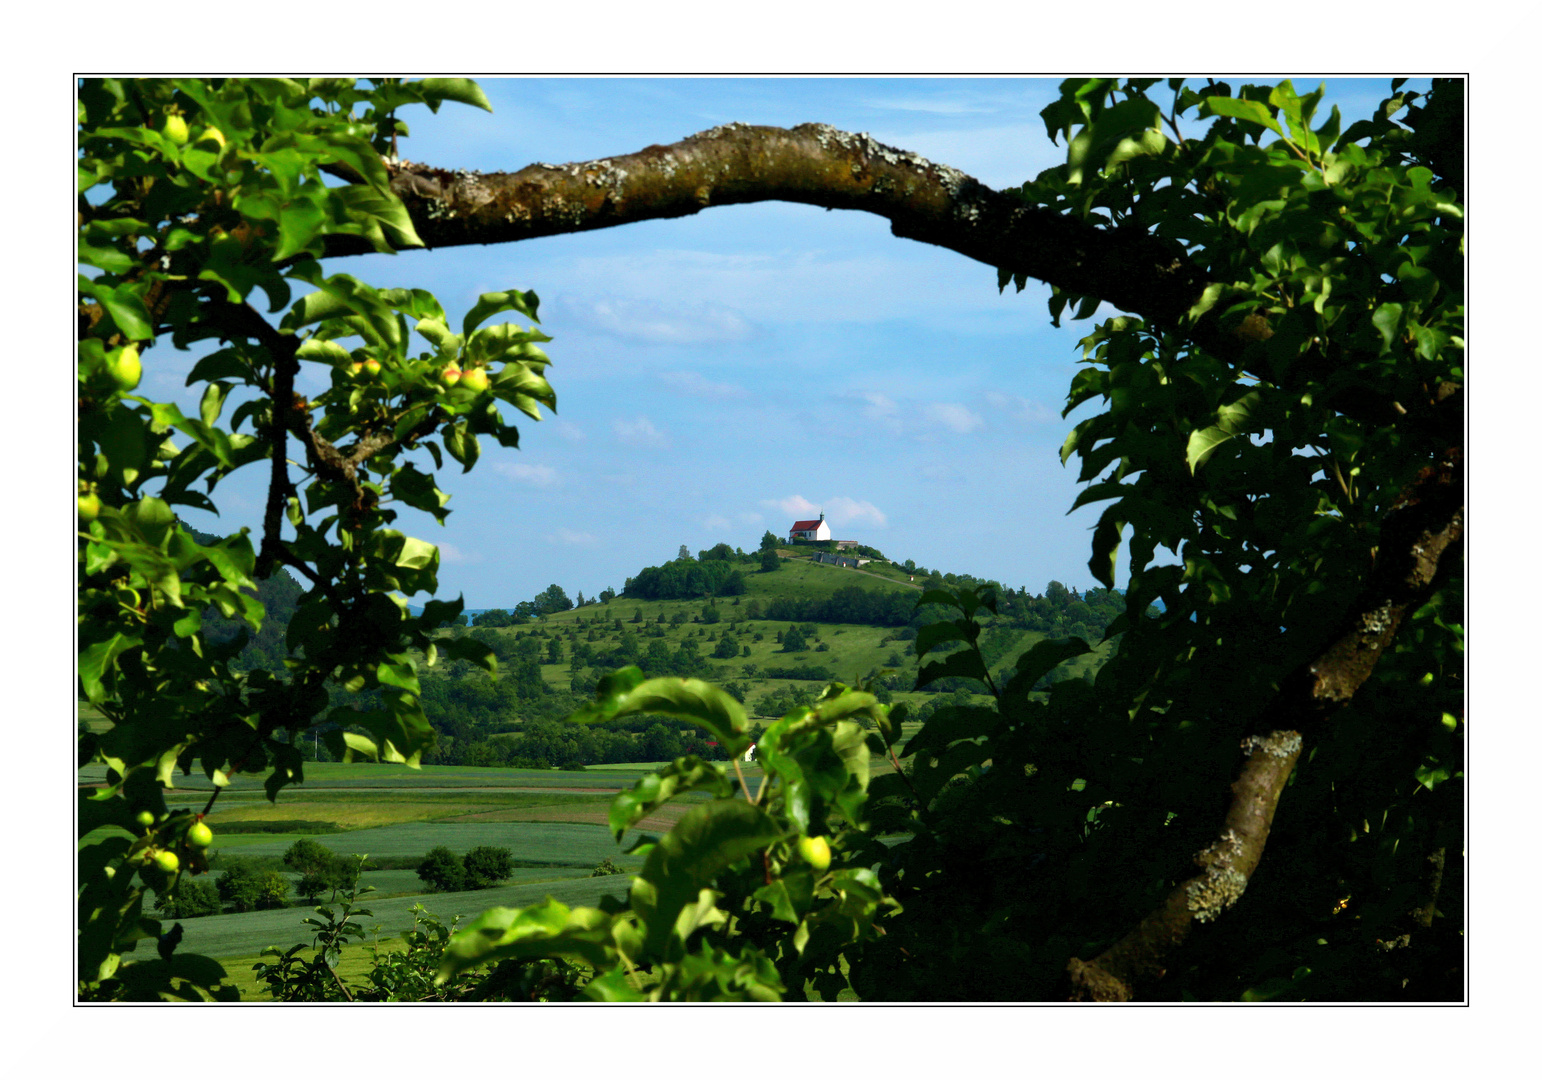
top-left (759, 584), bottom-right (915, 627)
top-left (624, 557), bottom-right (747, 601)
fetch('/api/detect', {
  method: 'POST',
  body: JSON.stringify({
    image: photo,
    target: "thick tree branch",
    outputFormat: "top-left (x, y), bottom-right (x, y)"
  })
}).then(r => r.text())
top-left (321, 124), bottom-right (1209, 339)
top-left (1067, 444), bottom-right (1464, 1001)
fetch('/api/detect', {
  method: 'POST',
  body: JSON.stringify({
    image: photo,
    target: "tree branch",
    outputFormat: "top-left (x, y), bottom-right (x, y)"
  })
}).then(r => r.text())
top-left (311, 124), bottom-right (1464, 443)
top-left (1067, 444), bottom-right (1464, 1001)
top-left (320, 124), bottom-right (1208, 339)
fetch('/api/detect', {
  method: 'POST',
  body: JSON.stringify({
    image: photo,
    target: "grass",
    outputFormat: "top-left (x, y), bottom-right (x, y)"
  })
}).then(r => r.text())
top-left (170, 869), bottom-right (636, 967)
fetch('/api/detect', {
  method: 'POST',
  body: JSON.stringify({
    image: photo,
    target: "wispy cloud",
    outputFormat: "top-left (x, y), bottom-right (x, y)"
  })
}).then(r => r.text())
top-left (437, 542), bottom-right (480, 565)
top-left (847, 391), bottom-right (985, 437)
top-left (860, 95), bottom-right (999, 116)
top-left (765, 494), bottom-right (819, 519)
top-left (984, 391), bottom-right (1056, 425)
top-left (549, 528), bottom-right (599, 547)
top-left (860, 392), bottom-right (903, 433)
top-left (494, 462), bottom-right (559, 486)
top-left (552, 294), bottom-right (756, 346)
top-left (551, 419), bottom-right (586, 442)
top-left (614, 416), bottom-right (667, 447)
top-left (660, 370), bottom-right (749, 400)
top-left (923, 402), bottom-right (985, 434)
top-left (703, 514), bottom-right (732, 530)
top-left (761, 495), bottom-right (888, 529)
top-left (825, 497), bottom-right (888, 528)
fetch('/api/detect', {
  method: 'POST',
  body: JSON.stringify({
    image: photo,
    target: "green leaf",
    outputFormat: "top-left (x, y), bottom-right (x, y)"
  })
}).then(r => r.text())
top-left (916, 648), bottom-right (990, 691)
top-left (901, 705), bottom-right (999, 761)
top-left (633, 799), bottom-right (787, 957)
top-left (462, 289), bottom-right (541, 337)
top-left (568, 669), bottom-right (751, 757)
top-left (437, 899), bottom-right (618, 983)
top-left (79, 632), bottom-right (142, 703)
top-left (415, 78), bottom-right (494, 113)
top-left (1372, 302), bottom-right (1404, 349)
top-left (442, 421), bottom-right (479, 472)
top-left (609, 756), bottom-right (734, 843)
top-left (1087, 509), bottom-right (1126, 590)
top-left (1003, 637), bottom-right (1092, 695)
top-left (1199, 96), bottom-right (1284, 138)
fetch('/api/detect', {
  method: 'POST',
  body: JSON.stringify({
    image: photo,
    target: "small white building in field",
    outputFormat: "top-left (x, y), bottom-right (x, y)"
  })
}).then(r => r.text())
top-left (788, 512), bottom-right (832, 542)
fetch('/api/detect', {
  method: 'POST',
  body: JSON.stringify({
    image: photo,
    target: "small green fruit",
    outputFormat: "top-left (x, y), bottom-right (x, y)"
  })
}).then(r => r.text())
top-left (458, 366), bottom-right (490, 393)
top-left (797, 835), bottom-right (831, 873)
top-left (78, 492), bottom-right (102, 521)
top-left (440, 365), bottom-right (462, 387)
top-left (194, 126), bottom-right (226, 150)
top-left (151, 849), bottom-right (180, 874)
top-left (135, 811), bottom-right (157, 830)
top-left (186, 821), bottom-right (214, 848)
top-left (363, 358), bottom-right (382, 378)
top-left (108, 344), bottom-right (142, 393)
top-left (162, 113), bottom-right (189, 145)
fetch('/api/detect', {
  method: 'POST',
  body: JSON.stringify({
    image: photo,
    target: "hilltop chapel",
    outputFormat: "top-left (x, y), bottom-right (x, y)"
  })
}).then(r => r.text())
top-left (787, 511), bottom-right (832, 542)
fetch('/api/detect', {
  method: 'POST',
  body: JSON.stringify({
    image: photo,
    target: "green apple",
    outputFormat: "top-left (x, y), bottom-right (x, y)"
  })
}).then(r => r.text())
top-left (135, 810), bottom-right (157, 830)
top-left (458, 366), bottom-right (490, 393)
top-left (797, 835), bottom-right (831, 873)
top-left (186, 821), bottom-right (214, 848)
top-left (162, 113), bottom-right (189, 145)
top-left (363, 357), bottom-right (382, 378)
top-left (108, 344), bottom-right (141, 393)
top-left (78, 492), bottom-right (102, 521)
top-left (151, 849), bottom-right (180, 874)
top-left (440, 365), bottom-right (463, 387)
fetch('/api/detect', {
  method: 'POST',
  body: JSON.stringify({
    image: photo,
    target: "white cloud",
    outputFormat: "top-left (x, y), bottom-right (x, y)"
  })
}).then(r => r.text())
top-left (437, 542), bottom-right (480, 565)
top-left (494, 462), bottom-right (558, 486)
top-left (764, 494), bottom-right (819, 518)
top-left (660, 370), bottom-right (749, 400)
top-left (702, 514), bottom-right (732, 530)
top-left (984, 391), bottom-right (1057, 424)
top-left (549, 528), bottom-right (599, 547)
top-left (614, 416), bottom-right (667, 447)
top-left (552, 294), bottom-right (755, 346)
top-left (923, 402), bottom-right (985, 434)
top-left (860, 392), bottom-right (903, 433)
top-left (825, 497), bottom-right (888, 528)
top-left (761, 494), bottom-right (887, 529)
top-left (552, 419), bottom-right (586, 442)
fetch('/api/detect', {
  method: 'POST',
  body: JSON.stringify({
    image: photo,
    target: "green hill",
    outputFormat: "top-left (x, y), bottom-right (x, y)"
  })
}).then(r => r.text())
top-left (87, 534), bottom-right (1128, 770)
top-left (388, 546), bottom-right (1125, 770)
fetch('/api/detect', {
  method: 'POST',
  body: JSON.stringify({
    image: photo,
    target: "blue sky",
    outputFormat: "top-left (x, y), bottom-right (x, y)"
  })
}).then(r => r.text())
top-left (163, 77), bottom-right (1422, 608)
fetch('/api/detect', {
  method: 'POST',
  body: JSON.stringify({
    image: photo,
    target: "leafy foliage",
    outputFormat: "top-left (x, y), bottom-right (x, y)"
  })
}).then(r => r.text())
top-left (77, 77), bottom-right (536, 999)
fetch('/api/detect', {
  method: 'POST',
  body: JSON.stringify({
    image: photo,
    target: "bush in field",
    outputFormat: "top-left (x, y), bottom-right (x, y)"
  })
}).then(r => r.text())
top-left (154, 878), bottom-right (221, 920)
top-left (462, 846), bottom-right (516, 889)
top-left (283, 839), bottom-right (361, 902)
top-left (257, 871), bottom-right (292, 910)
top-left (215, 857), bottom-right (265, 913)
top-left (417, 846), bottom-right (467, 893)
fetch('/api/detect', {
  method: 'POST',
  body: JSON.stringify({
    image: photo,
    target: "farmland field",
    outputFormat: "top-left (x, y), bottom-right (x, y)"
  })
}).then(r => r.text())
top-left (173, 870), bottom-right (634, 961)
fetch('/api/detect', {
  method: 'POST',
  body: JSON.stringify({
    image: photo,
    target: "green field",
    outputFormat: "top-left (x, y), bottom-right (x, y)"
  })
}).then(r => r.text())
top-left (172, 869), bottom-right (633, 961)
